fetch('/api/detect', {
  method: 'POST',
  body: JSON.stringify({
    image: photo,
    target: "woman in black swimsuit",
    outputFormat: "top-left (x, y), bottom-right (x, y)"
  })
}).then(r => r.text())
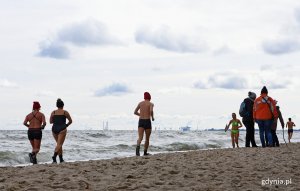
top-left (23, 101), bottom-right (46, 164)
top-left (50, 98), bottom-right (72, 163)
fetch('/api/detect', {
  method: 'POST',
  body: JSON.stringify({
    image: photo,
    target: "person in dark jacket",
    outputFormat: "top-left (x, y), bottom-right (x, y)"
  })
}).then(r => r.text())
top-left (271, 105), bottom-right (284, 147)
top-left (242, 92), bottom-right (258, 147)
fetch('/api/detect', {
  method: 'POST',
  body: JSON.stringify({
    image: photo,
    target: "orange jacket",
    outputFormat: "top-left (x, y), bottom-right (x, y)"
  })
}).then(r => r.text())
top-left (253, 94), bottom-right (278, 120)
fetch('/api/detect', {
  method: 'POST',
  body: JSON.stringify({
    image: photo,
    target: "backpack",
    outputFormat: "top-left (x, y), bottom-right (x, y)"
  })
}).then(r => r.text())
top-left (239, 100), bottom-right (248, 117)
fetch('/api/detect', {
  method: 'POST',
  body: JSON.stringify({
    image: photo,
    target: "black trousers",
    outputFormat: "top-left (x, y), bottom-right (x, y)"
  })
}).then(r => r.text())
top-left (243, 119), bottom-right (257, 147)
top-left (271, 129), bottom-right (279, 147)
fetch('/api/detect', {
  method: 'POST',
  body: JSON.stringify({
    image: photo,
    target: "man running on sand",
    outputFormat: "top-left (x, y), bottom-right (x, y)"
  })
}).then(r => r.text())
top-left (286, 118), bottom-right (296, 143)
top-left (134, 92), bottom-right (154, 156)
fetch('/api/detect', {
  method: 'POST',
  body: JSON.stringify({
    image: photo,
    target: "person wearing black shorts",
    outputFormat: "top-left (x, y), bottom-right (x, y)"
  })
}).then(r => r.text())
top-left (134, 92), bottom-right (154, 156)
top-left (286, 118), bottom-right (296, 143)
top-left (23, 102), bottom-right (46, 164)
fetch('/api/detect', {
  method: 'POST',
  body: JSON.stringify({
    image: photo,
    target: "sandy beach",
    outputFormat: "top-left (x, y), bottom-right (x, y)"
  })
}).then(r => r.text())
top-left (0, 143), bottom-right (299, 191)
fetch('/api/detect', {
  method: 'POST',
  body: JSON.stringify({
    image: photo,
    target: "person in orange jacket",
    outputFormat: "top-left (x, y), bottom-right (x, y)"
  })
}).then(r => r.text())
top-left (253, 86), bottom-right (278, 147)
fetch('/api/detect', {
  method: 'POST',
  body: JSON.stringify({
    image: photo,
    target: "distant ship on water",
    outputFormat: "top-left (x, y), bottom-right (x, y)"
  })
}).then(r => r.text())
top-left (179, 126), bottom-right (191, 132)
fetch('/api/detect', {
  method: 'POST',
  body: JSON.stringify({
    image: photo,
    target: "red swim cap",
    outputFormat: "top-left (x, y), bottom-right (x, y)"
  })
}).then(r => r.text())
top-left (144, 92), bottom-right (151, 100)
top-left (33, 101), bottom-right (41, 110)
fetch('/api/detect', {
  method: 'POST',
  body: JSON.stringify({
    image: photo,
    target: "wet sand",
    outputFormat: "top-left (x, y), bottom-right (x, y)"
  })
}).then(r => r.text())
top-left (0, 143), bottom-right (299, 191)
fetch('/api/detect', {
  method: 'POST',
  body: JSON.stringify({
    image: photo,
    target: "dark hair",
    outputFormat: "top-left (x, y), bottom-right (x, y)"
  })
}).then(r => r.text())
top-left (261, 86), bottom-right (268, 94)
top-left (56, 98), bottom-right (64, 108)
top-left (288, 118), bottom-right (291, 121)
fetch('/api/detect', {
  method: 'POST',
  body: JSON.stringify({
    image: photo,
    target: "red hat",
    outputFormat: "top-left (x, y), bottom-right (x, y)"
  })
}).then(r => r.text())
top-left (144, 92), bottom-right (151, 100)
top-left (33, 101), bottom-right (41, 110)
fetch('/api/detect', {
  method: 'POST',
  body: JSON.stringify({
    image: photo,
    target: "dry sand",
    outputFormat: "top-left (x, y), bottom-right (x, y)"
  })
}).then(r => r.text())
top-left (0, 143), bottom-right (299, 191)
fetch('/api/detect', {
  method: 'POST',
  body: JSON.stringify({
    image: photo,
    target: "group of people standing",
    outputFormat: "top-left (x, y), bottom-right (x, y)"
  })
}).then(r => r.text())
top-left (23, 99), bottom-right (72, 164)
top-left (227, 86), bottom-right (296, 148)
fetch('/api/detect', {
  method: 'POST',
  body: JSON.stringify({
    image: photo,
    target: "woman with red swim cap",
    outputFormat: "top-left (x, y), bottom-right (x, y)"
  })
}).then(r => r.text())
top-left (134, 92), bottom-right (155, 156)
top-left (23, 101), bottom-right (46, 164)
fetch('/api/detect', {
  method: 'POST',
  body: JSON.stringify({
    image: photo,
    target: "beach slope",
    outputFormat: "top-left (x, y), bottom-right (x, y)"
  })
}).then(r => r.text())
top-left (0, 143), bottom-right (299, 190)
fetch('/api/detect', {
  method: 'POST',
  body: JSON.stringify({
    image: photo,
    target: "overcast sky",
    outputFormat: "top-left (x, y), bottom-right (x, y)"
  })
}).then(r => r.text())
top-left (1, 0), bottom-right (299, 130)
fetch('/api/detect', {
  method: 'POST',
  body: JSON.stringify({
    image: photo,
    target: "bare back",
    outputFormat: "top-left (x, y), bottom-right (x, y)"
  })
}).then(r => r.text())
top-left (134, 100), bottom-right (154, 120)
top-left (24, 111), bottom-right (46, 129)
top-left (50, 109), bottom-right (72, 124)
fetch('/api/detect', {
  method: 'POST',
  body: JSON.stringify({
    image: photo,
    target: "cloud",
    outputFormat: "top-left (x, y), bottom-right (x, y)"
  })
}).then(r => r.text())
top-left (194, 71), bottom-right (292, 90)
top-left (294, 8), bottom-right (300, 24)
top-left (57, 19), bottom-right (121, 46)
top-left (267, 82), bottom-right (289, 89)
top-left (262, 8), bottom-right (300, 55)
top-left (194, 72), bottom-right (248, 89)
top-left (37, 19), bottom-right (121, 59)
top-left (0, 79), bottom-right (18, 88)
top-left (135, 26), bottom-right (207, 53)
top-left (94, 83), bottom-right (131, 97)
top-left (260, 78), bottom-right (291, 89)
top-left (37, 41), bottom-right (70, 59)
top-left (262, 39), bottom-right (300, 55)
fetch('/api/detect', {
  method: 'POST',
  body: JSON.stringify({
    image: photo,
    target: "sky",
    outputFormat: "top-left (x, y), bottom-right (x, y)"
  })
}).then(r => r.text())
top-left (0, 0), bottom-right (300, 130)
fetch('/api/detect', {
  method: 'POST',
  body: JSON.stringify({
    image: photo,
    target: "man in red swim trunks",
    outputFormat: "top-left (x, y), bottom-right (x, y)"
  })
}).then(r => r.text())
top-left (134, 92), bottom-right (154, 156)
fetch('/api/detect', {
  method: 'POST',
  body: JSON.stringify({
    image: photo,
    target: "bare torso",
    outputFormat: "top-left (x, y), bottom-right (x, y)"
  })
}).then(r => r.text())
top-left (134, 100), bottom-right (154, 120)
top-left (24, 111), bottom-right (46, 129)
top-left (287, 121), bottom-right (295, 129)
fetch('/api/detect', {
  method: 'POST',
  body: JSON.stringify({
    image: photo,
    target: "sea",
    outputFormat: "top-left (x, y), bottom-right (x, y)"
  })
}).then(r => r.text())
top-left (0, 130), bottom-right (299, 167)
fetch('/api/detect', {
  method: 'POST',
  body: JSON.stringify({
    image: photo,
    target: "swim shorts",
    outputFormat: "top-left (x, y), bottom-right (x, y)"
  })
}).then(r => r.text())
top-left (138, 119), bottom-right (152, 129)
top-left (28, 129), bottom-right (42, 140)
top-left (288, 129), bottom-right (293, 133)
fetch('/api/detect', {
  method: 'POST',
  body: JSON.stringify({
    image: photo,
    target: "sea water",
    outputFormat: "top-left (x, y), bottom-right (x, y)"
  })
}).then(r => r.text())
top-left (0, 130), bottom-right (299, 166)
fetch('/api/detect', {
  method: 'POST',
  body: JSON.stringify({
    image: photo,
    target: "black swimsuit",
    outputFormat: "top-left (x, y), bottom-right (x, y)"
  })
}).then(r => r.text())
top-left (138, 119), bottom-right (152, 129)
top-left (27, 112), bottom-right (42, 140)
top-left (52, 111), bottom-right (67, 134)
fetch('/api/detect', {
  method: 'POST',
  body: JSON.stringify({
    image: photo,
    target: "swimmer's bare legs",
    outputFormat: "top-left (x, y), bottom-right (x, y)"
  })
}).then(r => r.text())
top-left (288, 132), bottom-right (293, 143)
top-left (235, 133), bottom-right (239, 148)
top-left (52, 129), bottom-right (67, 163)
top-left (231, 133), bottom-right (235, 148)
top-left (144, 129), bottom-right (152, 155)
top-left (29, 139), bottom-right (41, 164)
top-left (136, 128), bottom-right (144, 156)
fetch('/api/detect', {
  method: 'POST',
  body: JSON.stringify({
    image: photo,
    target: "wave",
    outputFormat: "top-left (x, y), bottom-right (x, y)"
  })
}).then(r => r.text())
top-left (87, 133), bottom-right (111, 138)
top-left (111, 144), bottom-right (133, 150)
top-left (163, 141), bottom-right (223, 151)
top-left (164, 142), bottom-right (202, 151)
top-left (0, 151), bottom-right (28, 166)
top-left (157, 134), bottom-right (175, 138)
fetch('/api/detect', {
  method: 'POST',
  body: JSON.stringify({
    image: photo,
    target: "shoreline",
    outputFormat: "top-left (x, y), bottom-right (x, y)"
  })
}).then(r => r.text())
top-left (4, 147), bottom-right (230, 168)
top-left (4, 141), bottom-right (277, 168)
top-left (1, 143), bottom-right (299, 190)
